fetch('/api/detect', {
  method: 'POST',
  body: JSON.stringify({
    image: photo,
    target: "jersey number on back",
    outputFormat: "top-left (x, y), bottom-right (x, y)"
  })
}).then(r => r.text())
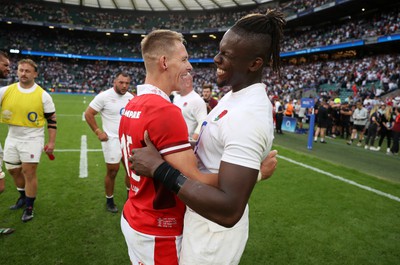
top-left (120, 133), bottom-right (140, 181)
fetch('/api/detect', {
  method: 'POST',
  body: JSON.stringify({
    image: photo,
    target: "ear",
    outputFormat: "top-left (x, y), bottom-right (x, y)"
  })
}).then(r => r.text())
top-left (249, 57), bottom-right (264, 72)
top-left (159, 56), bottom-right (168, 71)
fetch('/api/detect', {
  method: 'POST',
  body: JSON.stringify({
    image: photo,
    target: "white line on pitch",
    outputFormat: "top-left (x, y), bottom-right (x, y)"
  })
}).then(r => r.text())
top-left (57, 114), bottom-right (83, 117)
top-left (278, 155), bottom-right (400, 203)
top-left (54, 149), bottom-right (102, 152)
top-left (82, 112), bottom-right (86, 121)
top-left (79, 135), bottom-right (88, 178)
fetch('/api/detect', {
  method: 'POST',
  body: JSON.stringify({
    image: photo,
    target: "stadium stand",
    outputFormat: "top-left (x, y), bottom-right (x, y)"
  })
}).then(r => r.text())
top-left (0, 0), bottom-right (399, 101)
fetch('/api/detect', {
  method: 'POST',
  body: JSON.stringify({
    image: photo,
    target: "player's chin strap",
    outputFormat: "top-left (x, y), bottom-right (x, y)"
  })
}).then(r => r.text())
top-left (153, 162), bottom-right (187, 194)
top-left (45, 112), bottom-right (57, 129)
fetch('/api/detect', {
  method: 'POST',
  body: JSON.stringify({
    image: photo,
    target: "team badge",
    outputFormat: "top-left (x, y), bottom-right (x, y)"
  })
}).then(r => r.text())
top-left (214, 110), bottom-right (228, 121)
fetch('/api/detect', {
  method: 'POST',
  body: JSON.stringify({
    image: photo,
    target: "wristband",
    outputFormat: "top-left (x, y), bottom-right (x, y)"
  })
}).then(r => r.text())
top-left (153, 162), bottom-right (187, 194)
top-left (95, 128), bottom-right (101, 135)
top-left (174, 174), bottom-right (188, 194)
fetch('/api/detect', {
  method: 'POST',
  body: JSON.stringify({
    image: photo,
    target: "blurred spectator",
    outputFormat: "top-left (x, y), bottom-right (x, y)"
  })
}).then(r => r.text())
top-left (388, 106), bottom-right (400, 155)
top-left (339, 101), bottom-right (352, 140)
top-left (347, 101), bottom-right (368, 146)
top-left (314, 99), bottom-right (329, 143)
top-left (275, 99), bottom-right (284, 134)
top-left (201, 83), bottom-right (218, 113)
top-left (377, 104), bottom-right (394, 153)
top-left (364, 104), bottom-right (382, 150)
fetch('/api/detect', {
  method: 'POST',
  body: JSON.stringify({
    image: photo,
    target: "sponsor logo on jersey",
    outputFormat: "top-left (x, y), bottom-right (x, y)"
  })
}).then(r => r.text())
top-left (123, 110), bottom-right (141, 119)
top-left (27, 111), bottom-right (38, 122)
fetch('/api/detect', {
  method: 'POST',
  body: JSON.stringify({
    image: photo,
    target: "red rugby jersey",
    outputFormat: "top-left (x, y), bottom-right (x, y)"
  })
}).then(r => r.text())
top-left (119, 91), bottom-right (191, 236)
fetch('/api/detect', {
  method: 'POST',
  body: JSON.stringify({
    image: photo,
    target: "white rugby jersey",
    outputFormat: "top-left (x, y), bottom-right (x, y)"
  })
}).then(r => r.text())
top-left (173, 90), bottom-right (207, 138)
top-left (89, 88), bottom-right (133, 138)
top-left (195, 83), bottom-right (274, 174)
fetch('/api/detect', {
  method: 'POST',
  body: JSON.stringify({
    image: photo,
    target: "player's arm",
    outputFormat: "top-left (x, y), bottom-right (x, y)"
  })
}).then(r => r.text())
top-left (131, 134), bottom-right (257, 227)
top-left (42, 93), bottom-right (57, 154)
top-left (179, 161), bottom-right (257, 227)
top-left (131, 131), bottom-right (218, 187)
top-left (130, 132), bottom-right (277, 228)
top-left (166, 150), bottom-right (218, 187)
top-left (133, 132), bottom-right (277, 182)
top-left (84, 106), bottom-right (108, 141)
top-left (191, 100), bottom-right (207, 140)
top-left (0, 86), bottom-right (8, 106)
top-left (258, 150), bottom-right (278, 181)
top-left (44, 112), bottom-right (57, 154)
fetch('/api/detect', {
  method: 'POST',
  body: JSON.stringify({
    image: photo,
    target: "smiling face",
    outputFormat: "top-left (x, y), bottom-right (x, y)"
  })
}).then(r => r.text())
top-left (166, 41), bottom-right (193, 92)
top-left (213, 29), bottom-right (262, 92)
top-left (178, 72), bottom-right (193, 96)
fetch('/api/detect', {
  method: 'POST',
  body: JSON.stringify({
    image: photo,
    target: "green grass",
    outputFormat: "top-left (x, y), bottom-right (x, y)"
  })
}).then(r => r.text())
top-left (1, 94), bottom-right (400, 265)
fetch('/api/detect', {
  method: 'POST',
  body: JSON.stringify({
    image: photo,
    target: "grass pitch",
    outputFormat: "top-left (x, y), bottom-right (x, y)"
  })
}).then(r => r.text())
top-left (0, 94), bottom-right (399, 265)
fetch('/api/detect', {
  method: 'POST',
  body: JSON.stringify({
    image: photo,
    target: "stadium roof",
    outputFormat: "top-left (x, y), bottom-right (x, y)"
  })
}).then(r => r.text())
top-left (41, 0), bottom-right (274, 11)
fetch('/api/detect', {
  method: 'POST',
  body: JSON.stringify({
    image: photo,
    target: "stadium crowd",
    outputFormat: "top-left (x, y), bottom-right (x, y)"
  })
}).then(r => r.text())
top-left (283, 7), bottom-right (399, 52)
top-left (1, 5), bottom-right (399, 56)
top-left (0, 0), bottom-right (341, 31)
top-left (2, 53), bottom-right (399, 105)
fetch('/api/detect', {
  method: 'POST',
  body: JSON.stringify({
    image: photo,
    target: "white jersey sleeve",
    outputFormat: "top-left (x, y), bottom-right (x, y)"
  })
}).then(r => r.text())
top-left (89, 89), bottom-right (133, 138)
top-left (42, 91), bottom-right (56, 113)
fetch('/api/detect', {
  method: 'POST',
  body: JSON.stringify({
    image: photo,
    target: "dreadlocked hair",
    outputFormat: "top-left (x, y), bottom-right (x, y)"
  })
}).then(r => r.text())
top-left (232, 9), bottom-right (286, 77)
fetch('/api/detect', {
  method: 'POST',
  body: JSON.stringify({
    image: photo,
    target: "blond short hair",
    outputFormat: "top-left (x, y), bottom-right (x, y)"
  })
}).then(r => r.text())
top-left (18, 59), bottom-right (38, 72)
top-left (141, 30), bottom-right (184, 68)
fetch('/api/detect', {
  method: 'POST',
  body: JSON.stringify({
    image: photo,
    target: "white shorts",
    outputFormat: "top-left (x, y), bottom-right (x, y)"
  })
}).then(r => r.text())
top-left (121, 214), bottom-right (181, 265)
top-left (180, 206), bottom-right (249, 265)
top-left (4, 137), bottom-right (44, 164)
top-left (101, 137), bottom-right (122, 164)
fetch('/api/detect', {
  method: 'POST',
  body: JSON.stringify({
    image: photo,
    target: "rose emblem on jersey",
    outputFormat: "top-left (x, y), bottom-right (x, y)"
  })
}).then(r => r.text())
top-left (214, 110), bottom-right (228, 121)
top-left (183, 102), bottom-right (188, 107)
top-left (1, 110), bottom-right (12, 121)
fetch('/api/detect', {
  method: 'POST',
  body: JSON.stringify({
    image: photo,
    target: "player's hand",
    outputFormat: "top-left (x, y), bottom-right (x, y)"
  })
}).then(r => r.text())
top-left (44, 142), bottom-right (55, 154)
top-left (129, 130), bottom-right (164, 177)
top-left (258, 150), bottom-right (278, 181)
top-left (44, 143), bottom-right (56, 160)
top-left (97, 131), bottom-right (109, 142)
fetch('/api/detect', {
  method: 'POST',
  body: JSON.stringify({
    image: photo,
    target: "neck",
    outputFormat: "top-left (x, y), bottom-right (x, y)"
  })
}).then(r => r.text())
top-left (145, 75), bottom-right (172, 96)
top-left (180, 88), bottom-right (192, 97)
top-left (231, 76), bottom-right (261, 93)
top-left (19, 81), bottom-right (34, 89)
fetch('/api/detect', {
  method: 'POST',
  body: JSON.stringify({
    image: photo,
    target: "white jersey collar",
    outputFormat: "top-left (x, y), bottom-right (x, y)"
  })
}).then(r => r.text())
top-left (137, 84), bottom-right (170, 102)
top-left (17, 82), bottom-right (38, 93)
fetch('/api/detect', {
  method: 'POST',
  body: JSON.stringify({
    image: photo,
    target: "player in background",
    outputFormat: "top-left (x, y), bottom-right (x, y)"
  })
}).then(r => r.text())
top-left (0, 58), bottom-right (57, 222)
top-left (0, 51), bottom-right (15, 234)
top-left (84, 72), bottom-right (133, 213)
top-left (201, 83), bottom-right (218, 113)
top-left (173, 72), bottom-right (207, 141)
top-left (0, 51), bottom-right (10, 185)
top-left (129, 10), bottom-right (284, 264)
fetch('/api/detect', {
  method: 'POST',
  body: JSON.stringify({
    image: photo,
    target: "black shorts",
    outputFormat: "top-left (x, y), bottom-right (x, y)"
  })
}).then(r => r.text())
top-left (317, 121), bottom-right (328, 128)
top-left (353, 124), bottom-right (365, 132)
